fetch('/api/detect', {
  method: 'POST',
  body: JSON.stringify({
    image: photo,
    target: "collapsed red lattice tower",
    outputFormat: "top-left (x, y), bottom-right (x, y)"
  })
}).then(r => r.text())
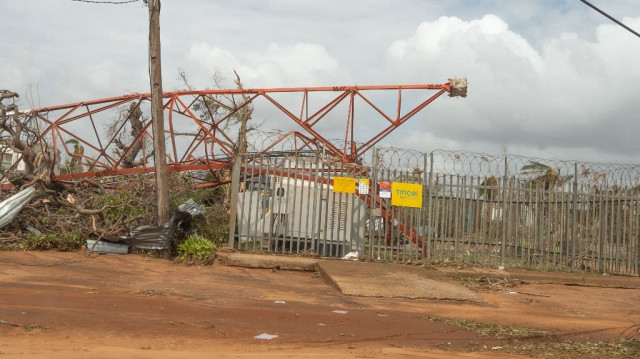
top-left (4, 79), bottom-right (465, 184)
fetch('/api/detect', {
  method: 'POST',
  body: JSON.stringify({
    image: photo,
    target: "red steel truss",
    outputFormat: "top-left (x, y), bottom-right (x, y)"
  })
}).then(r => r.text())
top-left (16, 81), bottom-right (455, 182)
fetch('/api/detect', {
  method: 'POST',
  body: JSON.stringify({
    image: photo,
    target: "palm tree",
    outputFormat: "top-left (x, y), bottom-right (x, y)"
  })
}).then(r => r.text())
top-left (475, 175), bottom-right (501, 239)
top-left (520, 161), bottom-right (571, 190)
top-left (65, 139), bottom-right (84, 173)
top-left (478, 176), bottom-right (498, 200)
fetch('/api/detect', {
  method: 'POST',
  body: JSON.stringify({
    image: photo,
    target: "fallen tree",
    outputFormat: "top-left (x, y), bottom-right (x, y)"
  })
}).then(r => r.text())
top-left (0, 91), bottom-right (157, 248)
top-left (0, 90), bottom-right (52, 187)
top-left (0, 88), bottom-right (231, 254)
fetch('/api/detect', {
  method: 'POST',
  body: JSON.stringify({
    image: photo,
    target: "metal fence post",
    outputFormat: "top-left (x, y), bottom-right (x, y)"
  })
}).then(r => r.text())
top-left (422, 152), bottom-right (428, 258)
top-left (501, 157), bottom-right (508, 269)
top-left (571, 163), bottom-right (578, 272)
top-left (369, 147), bottom-right (378, 260)
top-left (599, 192), bottom-right (606, 273)
top-left (426, 152), bottom-right (434, 258)
top-left (228, 154), bottom-right (243, 249)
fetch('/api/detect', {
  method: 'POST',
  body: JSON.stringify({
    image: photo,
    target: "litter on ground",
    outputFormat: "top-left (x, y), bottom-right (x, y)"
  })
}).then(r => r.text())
top-left (254, 333), bottom-right (278, 340)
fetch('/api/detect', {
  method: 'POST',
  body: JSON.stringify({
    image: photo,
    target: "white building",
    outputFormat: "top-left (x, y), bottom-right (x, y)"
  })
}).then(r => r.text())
top-left (1, 138), bottom-right (26, 177)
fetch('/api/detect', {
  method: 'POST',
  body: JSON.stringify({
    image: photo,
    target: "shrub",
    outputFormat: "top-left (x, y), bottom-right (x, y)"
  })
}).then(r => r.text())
top-left (169, 184), bottom-right (229, 248)
top-left (97, 191), bottom-right (148, 223)
top-left (177, 235), bottom-right (217, 265)
top-left (192, 203), bottom-right (229, 246)
top-left (21, 232), bottom-right (84, 252)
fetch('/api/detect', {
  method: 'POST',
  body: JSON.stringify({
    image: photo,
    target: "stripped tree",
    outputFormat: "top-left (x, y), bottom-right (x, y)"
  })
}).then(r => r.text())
top-left (0, 90), bottom-right (154, 247)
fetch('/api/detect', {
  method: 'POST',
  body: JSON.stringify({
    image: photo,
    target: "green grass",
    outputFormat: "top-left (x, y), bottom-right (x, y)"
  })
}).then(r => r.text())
top-left (176, 235), bottom-right (217, 265)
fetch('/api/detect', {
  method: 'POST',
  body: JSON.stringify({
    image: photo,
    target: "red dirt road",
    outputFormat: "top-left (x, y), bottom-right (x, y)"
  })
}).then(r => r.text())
top-left (1, 251), bottom-right (639, 358)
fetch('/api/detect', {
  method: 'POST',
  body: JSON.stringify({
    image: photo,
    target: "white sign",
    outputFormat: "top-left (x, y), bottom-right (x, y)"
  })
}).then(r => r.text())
top-left (379, 181), bottom-right (391, 198)
top-left (358, 179), bottom-right (370, 194)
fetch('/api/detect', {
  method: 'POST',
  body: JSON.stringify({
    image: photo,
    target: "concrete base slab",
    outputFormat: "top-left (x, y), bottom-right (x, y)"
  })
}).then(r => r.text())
top-left (318, 260), bottom-right (482, 302)
top-left (221, 253), bottom-right (318, 271)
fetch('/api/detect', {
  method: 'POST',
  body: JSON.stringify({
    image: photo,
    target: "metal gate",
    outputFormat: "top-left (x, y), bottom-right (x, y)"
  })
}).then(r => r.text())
top-left (229, 149), bottom-right (427, 261)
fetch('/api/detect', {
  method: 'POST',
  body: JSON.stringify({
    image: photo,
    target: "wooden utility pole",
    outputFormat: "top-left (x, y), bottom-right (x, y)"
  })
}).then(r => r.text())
top-left (148, 0), bottom-right (170, 225)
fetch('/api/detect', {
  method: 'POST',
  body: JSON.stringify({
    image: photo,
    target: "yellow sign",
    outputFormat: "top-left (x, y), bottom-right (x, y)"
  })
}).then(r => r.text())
top-left (333, 176), bottom-right (356, 193)
top-left (391, 182), bottom-right (422, 208)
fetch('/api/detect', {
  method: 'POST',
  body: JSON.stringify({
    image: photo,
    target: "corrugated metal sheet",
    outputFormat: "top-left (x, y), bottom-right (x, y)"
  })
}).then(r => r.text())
top-left (0, 187), bottom-right (37, 228)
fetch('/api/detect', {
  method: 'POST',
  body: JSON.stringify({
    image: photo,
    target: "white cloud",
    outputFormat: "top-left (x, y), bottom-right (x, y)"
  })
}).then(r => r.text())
top-left (187, 43), bottom-right (239, 76)
top-left (381, 14), bottom-right (640, 163)
top-left (186, 42), bottom-right (342, 88)
top-left (388, 15), bottom-right (543, 74)
top-left (0, 51), bottom-right (42, 97)
top-left (3, 1), bottom-right (640, 164)
top-left (184, 41), bottom-right (347, 133)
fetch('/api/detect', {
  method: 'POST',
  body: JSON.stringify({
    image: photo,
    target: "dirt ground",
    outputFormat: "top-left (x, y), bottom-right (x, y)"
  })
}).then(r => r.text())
top-left (1, 251), bottom-right (639, 358)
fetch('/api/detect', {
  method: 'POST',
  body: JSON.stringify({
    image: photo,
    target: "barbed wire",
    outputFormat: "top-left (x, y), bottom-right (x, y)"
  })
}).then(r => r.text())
top-left (428, 149), bottom-right (640, 188)
top-left (368, 147), bottom-right (424, 172)
top-left (242, 137), bottom-right (640, 189)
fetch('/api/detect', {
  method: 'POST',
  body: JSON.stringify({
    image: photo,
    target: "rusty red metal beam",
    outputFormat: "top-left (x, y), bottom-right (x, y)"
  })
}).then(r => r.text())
top-left (0, 82), bottom-right (454, 185)
top-left (30, 84), bottom-right (451, 113)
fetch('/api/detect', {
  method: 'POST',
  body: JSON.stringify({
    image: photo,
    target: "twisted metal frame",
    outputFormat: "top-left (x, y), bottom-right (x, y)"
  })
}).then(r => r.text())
top-left (1, 82), bottom-right (453, 185)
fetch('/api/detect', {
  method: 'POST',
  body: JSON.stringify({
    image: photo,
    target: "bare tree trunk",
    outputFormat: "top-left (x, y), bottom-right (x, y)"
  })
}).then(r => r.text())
top-left (148, 0), bottom-right (170, 226)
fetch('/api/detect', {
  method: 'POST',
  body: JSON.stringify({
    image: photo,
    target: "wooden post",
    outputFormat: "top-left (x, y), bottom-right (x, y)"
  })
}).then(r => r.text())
top-left (148, 0), bottom-right (170, 226)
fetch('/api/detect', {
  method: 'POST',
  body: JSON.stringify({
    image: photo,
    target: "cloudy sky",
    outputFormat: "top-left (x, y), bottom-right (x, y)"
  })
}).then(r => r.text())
top-left (2, 0), bottom-right (639, 164)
